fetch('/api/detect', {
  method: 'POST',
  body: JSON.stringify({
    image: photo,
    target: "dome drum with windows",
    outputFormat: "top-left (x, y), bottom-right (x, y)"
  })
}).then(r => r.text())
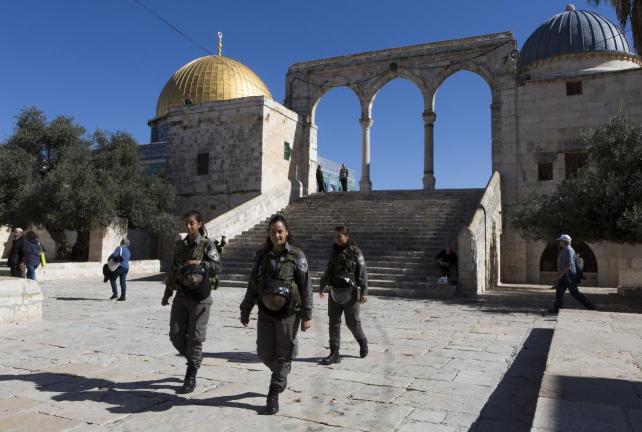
top-left (155, 36), bottom-right (271, 118)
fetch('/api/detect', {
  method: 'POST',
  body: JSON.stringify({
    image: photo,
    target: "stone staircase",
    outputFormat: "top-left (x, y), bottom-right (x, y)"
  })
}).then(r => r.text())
top-left (217, 189), bottom-right (483, 298)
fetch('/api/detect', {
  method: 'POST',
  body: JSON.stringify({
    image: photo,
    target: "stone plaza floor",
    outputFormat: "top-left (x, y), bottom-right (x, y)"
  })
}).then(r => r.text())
top-left (1, 279), bottom-right (641, 432)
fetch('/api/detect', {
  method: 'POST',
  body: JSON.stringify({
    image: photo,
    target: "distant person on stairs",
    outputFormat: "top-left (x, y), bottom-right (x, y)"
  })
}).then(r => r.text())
top-left (339, 163), bottom-right (349, 192)
top-left (436, 243), bottom-right (458, 284)
top-left (316, 164), bottom-right (325, 192)
top-left (319, 225), bottom-right (368, 366)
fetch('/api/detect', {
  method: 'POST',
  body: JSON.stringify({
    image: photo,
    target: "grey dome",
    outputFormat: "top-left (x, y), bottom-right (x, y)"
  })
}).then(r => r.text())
top-left (520, 5), bottom-right (633, 67)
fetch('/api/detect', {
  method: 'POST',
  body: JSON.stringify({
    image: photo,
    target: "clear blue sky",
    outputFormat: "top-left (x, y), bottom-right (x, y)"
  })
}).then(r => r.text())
top-left (0, 1), bottom-right (624, 190)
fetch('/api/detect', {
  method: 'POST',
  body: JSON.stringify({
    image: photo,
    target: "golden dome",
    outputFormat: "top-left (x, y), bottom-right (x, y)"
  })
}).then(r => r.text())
top-left (155, 55), bottom-right (272, 118)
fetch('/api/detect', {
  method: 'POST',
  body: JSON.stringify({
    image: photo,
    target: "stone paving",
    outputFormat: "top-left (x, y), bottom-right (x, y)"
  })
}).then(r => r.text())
top-left (1, 279), bottom-right (640, 432)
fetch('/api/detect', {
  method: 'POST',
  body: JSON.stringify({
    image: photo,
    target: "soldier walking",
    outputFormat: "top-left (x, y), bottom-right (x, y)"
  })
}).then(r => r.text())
top-left (162, 210), bottom-right (222, 394)
top-left (319, 225), bottom-right (368, 365)
top-left (240, 214), bottom-right (313, 415)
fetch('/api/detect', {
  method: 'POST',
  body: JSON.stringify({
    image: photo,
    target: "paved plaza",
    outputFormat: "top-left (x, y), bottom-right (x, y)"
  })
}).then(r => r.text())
top-left (1, 279), bottom-right (641, 432)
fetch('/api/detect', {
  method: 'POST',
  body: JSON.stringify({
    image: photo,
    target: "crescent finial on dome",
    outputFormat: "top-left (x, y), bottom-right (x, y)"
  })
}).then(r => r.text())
top-left (217, 32), bottom-right (223, 56)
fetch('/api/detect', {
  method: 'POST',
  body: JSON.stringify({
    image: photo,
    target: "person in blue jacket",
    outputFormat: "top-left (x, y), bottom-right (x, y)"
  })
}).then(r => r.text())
top-left (20, 231), bottom-right (44, 281)
top-left (109, 239), bottom-right (131, 301)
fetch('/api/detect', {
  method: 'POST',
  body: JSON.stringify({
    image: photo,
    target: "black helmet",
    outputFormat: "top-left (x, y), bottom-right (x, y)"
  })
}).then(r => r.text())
top-left (178, 265), bottom-right (211, 301)
top-left (331, 271), bottom-right (355, 305)
top-left (262, 279), bottom-right (291, 312)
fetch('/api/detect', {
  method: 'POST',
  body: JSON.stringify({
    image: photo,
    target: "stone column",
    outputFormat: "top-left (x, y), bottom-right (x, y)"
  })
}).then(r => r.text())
top-left (422, 110), bottom-right (436, 190)
top-left (359, 116), bottom-right (373, 192)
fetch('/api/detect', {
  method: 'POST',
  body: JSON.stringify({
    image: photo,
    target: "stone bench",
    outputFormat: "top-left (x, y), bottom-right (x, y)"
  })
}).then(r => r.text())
top-left (0, 277), bottom-right (43, 323)
top-left (531, 309), bottom-right (642, 431)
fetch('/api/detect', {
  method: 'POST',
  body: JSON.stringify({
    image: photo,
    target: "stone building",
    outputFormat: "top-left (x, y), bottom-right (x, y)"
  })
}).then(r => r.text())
top-left (146, 6), bottom-right (642, 289)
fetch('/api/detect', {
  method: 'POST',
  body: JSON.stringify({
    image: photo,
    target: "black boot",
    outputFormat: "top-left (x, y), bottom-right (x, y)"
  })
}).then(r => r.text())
top-left (321, 348), bottom-right (341, 365)
top-left (358, 339), bottom-right (368, 358)
top-left (262, 385), bottom-right (280, 415)
top-left (176, 365), bottom-right (197, 394)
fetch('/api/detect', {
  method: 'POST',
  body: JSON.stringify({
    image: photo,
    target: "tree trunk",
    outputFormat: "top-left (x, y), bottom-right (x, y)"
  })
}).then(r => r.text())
top-left (72, 230), bottom-right (90, 261)
top-left (47, 227), bottom-right (71, 260)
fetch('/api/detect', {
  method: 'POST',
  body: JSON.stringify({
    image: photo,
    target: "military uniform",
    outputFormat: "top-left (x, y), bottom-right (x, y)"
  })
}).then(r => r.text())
top-left (164, 234), bottom-right (222, 378)
top-left (240, 242), bottom-right (312, 411)
top-left (320, 243), bottom-right (368, 360)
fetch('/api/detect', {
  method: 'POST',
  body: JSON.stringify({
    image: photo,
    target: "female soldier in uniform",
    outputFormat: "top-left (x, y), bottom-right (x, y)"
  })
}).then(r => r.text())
top-left (319, 225), bottom-right (368, 365)
top-left (240, 214), bottom-right (312, 415)
top-left (162, 210), bottom-right (222, 394)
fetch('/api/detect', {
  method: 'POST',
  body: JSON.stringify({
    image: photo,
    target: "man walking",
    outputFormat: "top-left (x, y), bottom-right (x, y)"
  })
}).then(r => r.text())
top-left (549, 234), bottom-right (596, 313)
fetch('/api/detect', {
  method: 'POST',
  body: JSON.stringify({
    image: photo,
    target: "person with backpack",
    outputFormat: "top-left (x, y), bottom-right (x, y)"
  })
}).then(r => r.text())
top-left (162, 210), bottom-right (222, 395)
top-left (318, 225), bottom-right (368, 365)
top-left (240, 214), bottom-right (312, 415)
top-left (108, 239), bottom-right (131, 301)
top-left (548, 234), bottom-right (596, 314)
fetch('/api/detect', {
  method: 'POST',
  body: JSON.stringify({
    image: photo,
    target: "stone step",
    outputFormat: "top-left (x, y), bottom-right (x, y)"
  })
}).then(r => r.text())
top-left (216, 281), bottom-right (457, 300)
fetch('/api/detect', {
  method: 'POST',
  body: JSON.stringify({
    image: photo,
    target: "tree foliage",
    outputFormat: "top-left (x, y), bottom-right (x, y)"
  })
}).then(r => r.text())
top-left (587, 0), bottom-right (642, 53)
top-left (0, 107), bottom-right (176, 260)
top-left (510, 112), bottom-right (642, 243)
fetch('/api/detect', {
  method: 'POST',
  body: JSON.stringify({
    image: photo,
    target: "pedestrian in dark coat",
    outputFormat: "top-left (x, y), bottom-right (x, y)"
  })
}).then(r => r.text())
top-left (7, 228), bottom-right (25, 277)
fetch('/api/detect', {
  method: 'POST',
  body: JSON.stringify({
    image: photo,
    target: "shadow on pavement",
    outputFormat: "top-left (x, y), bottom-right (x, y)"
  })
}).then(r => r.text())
top-left (54, 297), bottom-right (108, 301)
top-left (0, 372), bottom-right (263, 414)
top-left (203, 351), bottom-right (260, 363)
top-left (469, 328), bottom-right (553, 432)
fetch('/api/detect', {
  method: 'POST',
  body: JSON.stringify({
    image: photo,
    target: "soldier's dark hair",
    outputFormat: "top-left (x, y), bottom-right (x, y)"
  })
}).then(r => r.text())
top-left (264, 214), bottom-right (293, 249)
top-left (25, 230), bottom-right (38, 241)
top-left (183, 210), bottom-right (207, 237)
top-left (334, 225), bottom-right (357, 247)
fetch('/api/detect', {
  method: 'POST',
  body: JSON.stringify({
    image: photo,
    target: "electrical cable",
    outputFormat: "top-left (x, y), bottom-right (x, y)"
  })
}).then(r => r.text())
top-left (131, 0), bottom-right (213, 56)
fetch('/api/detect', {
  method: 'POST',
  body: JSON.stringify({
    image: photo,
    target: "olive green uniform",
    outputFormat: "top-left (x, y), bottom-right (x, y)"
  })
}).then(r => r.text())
top-left (164, 233), bottom-right (222, 369)
top-left (240, 242), bottom-right (312, 392)
top-left (320, 244), bottom-right (368, 351)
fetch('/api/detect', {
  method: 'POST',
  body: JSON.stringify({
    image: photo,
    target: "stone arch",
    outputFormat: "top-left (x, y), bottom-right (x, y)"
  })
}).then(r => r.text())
top-left (429, 62), bottom-right (499, 111)
top-left (365, 69), bottom-right (431, 112)
top-left (309, 84), bottom-right (362, 127)
top-left (540, 240), bottom-right (599, 285)
top-left (284, 32), bottom-right (517, 194)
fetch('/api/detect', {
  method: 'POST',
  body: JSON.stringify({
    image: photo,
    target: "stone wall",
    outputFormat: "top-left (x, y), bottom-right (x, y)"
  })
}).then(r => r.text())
top-left (88, 219), bottom-right (128, 263)
top-left (32, 260), bottom-right (160, 281)
top-left (458, 172), bottom-right (502, 296)
top-left (205, 179), bottom-right (298, 242)
top-left (501, 66), bottom-right (642, 287)
top-left (0, 278), bottom-right (43, 323)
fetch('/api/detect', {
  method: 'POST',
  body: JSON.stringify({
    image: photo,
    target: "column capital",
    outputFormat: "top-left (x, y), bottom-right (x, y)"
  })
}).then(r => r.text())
top-left (359, 117), bottom-right (373, 128)
top-left (422, 111), bottom-right (436, 124)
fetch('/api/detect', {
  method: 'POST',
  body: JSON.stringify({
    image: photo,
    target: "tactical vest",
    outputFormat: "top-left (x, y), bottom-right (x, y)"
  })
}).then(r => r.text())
top-left (253, 249), bottom-right (303, 308)
top-left (172, 237), bottom-right (219, 292)
top-left (333, 246), bottom-right (358, 275)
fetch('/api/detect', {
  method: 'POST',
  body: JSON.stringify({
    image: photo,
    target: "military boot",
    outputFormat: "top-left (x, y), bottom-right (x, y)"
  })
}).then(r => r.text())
top-left (176, 364), bottom-right (197, 394)
top-left (262, 384), bottom-right (280, 415)
top-left (321, 348), bottom-right (341, 365)
top-left (358, 338), bottom-right (368, 358)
